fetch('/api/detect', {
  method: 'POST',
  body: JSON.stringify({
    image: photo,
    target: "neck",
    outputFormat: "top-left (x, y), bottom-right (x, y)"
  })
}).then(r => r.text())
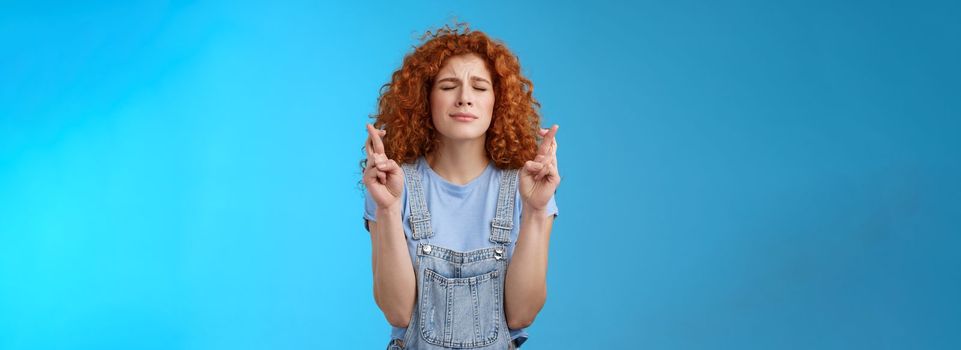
top-left (427, 136), bottom-right (489, 185)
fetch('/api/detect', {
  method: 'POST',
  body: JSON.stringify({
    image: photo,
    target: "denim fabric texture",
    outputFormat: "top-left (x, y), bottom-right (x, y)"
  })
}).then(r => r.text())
top-left (393, 161), bottom-right (519, 349)
top-left (365, 157), bottom-right (558, 346)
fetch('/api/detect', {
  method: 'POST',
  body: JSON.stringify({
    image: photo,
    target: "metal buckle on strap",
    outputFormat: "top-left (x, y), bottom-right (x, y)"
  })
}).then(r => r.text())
top-left (490, 218), bottom-right (512, 244)
top-left (494, 246), bottom-right (505, 260)
top-left (409, 213), bottom-right (431, 227)
top-left (409, 212), bottom-right (433, 239)
top-left (386, 338), bottom-right (405, 349)
top-left (491, 218), bottom-right (512, 231)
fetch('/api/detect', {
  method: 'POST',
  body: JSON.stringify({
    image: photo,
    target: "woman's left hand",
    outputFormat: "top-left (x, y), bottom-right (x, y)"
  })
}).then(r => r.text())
top-left (520, 124), bottom-right (561, 211)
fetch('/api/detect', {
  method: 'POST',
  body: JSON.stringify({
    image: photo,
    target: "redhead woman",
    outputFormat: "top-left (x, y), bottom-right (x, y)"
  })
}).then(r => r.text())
top-left (363, 23), bottom-right (560, 350)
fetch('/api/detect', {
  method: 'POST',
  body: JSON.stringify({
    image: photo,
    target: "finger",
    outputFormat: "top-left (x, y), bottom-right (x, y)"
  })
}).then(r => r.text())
top-left (371, 153), bottom-right (388, 167)
top-left (546, 162), bottom-right (560, 184)
top-left (551, 137), bottom-right (558, 169)
top-left (366, 123), bottom-right (386, 154)
top-left (363, 165), bottom-right (379, 185)
top-left (370, 153), bottom-right (391, 177)
top-left (524, 160), bottom-right (544, 175)
top-left (547, 127), bottom-right (558, 167)
top-left (533, 154), bottom-right (554, 177)
top-left (365, 135), bottom-right (375, 160)
top-left (553, 147), bottom-right (559, 174)
top-left (376, 158), bottom-right (398, 173)
top-left (537, 124), bottom-right (558, 156)
top-left (377, 169), bottom-right (387, 184)
top-left (535, 160), bottom-right (551, 181)
top-left (365, 129), bottom-right (385, 162)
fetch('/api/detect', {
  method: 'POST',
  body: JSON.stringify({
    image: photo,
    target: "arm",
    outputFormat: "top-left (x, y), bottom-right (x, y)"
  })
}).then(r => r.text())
top-left (505, 124), bottom-right (561, 329)
top-left (504, 209), bottom-right (554, 329)
top-left (368, 208), bottom-right (416, 328)
top-left (364, 123), bottom-right (416, 328)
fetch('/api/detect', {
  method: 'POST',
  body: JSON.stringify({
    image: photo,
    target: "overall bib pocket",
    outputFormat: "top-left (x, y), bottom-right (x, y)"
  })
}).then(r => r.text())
top-left (419, 268), bottom-right (501, 348)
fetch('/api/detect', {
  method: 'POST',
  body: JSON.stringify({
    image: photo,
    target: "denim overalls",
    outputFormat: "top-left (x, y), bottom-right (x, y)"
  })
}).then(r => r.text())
top-left (388, 162), bottom-right (520, 350)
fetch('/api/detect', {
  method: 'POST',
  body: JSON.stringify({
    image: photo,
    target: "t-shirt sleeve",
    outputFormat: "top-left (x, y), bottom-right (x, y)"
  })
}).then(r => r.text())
top-left (363, 181), bottom-right (407, 232)
top-left (363, 190), bottom-right (376, 232)
top-left (547, 192), bottom-right (559, 217)
top-left (363, 186), bottom-right (409, 231)
top-left (364, 190), bottom-right (377, 222)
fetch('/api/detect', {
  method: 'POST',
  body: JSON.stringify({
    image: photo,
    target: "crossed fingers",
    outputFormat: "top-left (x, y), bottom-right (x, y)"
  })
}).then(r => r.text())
top-left (527, 124), bottom-right (559, 181)
top-left (365, 123), bottom-right (392, 184)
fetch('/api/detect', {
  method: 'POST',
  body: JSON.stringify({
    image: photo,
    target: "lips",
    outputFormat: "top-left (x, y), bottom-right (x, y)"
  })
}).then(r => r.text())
top-left (450, 112), bottom-right (478, 121)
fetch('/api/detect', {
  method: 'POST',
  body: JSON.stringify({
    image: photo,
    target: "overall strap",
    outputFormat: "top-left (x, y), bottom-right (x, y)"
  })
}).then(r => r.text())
top-left (401, 162), bottom-right (434, 240)
top-left (490, 168), bottom-right (520, 244)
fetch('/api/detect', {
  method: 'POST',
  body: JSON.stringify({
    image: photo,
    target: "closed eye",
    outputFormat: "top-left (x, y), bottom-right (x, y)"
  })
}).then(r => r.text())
top-left (439, 86), bottom-right (487, 91)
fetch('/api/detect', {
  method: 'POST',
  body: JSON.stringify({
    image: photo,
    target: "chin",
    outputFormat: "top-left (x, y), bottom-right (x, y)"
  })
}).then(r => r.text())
top-left (442, 131), bottom-right (486, 141)
top-left (437, 125), bottom-right (489, 141)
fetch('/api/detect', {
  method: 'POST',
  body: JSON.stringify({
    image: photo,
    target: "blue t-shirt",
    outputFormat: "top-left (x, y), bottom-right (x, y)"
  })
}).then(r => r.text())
top-left (364, 156), bottom-right (558, 342)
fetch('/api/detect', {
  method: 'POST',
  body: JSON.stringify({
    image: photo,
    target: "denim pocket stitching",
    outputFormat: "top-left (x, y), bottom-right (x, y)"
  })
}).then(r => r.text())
top-left (420, 268), bottom-right (500, 348)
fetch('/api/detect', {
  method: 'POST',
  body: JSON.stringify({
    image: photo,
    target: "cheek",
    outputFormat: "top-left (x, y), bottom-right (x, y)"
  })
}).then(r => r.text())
top-left (483, 94), bottom-right (496, 115)
top-left (429, 91), bottom-right (446, 118)
top-left (484, 93), bottom-right (495, 106)
top-left (429, 91), bottom-right (442, 108)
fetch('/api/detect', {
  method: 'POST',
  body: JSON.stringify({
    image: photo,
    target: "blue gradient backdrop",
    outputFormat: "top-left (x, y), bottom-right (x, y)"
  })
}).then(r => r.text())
top-left (1, 0), bottom-right (959, 349)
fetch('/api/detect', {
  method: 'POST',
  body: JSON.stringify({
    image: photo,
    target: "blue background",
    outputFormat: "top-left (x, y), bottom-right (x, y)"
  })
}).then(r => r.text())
top-left (1, 0), bottom-right (959, 349)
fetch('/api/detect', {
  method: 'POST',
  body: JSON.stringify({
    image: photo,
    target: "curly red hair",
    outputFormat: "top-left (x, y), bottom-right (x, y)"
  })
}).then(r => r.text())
top-left (367, 23), bottom-right (542, 170)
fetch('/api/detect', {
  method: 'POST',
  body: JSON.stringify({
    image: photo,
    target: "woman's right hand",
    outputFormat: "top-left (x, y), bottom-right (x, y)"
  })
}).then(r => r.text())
top-left (364, 123), bottom-right (404, 210)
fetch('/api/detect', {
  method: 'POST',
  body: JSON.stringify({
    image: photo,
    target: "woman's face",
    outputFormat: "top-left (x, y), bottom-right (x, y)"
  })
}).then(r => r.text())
top-left (430, 53), bottom-right (495, 143)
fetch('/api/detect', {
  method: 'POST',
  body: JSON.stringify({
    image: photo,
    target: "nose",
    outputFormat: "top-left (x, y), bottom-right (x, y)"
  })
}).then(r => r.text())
top-left (456, 89), bottom-right (473, 107)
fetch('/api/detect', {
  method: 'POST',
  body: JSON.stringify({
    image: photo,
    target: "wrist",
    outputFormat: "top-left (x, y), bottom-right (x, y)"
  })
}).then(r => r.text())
top-left (376, 204), bottom-right (402, 217)
top-left (522, 197), bottom-right (550, 213)
top-left (523, 206), bottom-right (551, 220)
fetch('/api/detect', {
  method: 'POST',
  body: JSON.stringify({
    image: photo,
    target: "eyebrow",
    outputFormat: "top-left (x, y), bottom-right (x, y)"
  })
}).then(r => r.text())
top-left (436, 76), bottom-right (492, 85)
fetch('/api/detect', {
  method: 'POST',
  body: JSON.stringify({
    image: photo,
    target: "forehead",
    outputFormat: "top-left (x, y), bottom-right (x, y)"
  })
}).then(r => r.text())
top-left (436, 54), bottom-right (491, 79)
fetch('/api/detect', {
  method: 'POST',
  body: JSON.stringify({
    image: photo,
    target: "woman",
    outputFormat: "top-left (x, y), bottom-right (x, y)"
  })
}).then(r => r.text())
top-left (363, 23), bottom-right (560, 350)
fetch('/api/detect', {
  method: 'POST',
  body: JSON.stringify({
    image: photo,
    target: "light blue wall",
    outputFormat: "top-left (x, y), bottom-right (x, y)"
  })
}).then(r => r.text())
top-left (1, 0), bottom-right (959, 348)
